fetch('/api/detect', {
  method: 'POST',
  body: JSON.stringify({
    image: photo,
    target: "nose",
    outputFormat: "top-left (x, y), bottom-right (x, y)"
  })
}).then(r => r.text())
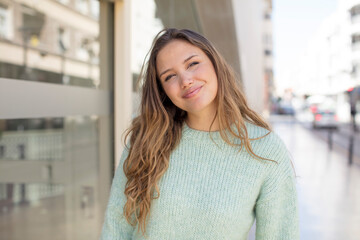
top-left (179, 72), bottom-right (194, 88)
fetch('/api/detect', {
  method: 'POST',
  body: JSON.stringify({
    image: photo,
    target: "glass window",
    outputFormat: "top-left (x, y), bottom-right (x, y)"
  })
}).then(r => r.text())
top-left (350, 5), bottom-right (360, 18)
top-left (0, 115), bottom-right (110, 240)
top-left (58, 27), bottom-right (69, 54)
top-left (0, 1), bottom-right (111, 240)
top-left (264, 49), bottom-right (272, 56)
top-left (57, 0), bottom-right (70, 5)
top-left (75, 0), bottom-right (89, 15)
top-left (350, 5), bottom-right (360, 24)
top-left (0, 4), bottom-right (11, 39)
top-left (0, 1), bottom-right (99, 88)
top-left (351, 34), bottom-right (360, 51)
top-left (0, 6), bottom-right (7, 38)
top-left (89, 1), bottom-right (99, 19)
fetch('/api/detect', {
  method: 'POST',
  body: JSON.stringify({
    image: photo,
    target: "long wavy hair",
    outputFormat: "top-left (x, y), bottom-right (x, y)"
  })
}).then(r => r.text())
top-left (123, 28), bottom-right (272, 235)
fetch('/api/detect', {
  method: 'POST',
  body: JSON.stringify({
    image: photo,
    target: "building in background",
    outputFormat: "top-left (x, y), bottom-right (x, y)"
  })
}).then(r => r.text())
top-left (291, 3), bottom-right (352, 96)
top-left (285, 0), bottom-right (360, 122)
top-left (263, 0), bottom-right (274, 116)
top-left (347, 0), bottom-right (360, 120)
top-left (349, 0), bottom-right (360, 86)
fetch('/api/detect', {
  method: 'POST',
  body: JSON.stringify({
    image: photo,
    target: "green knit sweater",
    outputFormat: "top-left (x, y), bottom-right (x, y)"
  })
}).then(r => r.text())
top-left (100, 122), bottom-right (299, 240)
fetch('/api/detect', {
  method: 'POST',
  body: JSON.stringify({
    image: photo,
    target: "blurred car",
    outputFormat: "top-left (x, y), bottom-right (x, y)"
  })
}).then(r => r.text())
top-left (305, 95), bottom-right (338, 129)
top-left (277, 102), bottom-right (295, 115)
top-left (312, 109), bottom-right (338, 129)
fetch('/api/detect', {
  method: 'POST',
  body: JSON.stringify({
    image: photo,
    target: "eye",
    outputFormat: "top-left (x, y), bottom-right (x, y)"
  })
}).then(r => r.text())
top-left (188, 61), bottom-right (199, 68)
top-left (165, 74), bottom-right (175, 82)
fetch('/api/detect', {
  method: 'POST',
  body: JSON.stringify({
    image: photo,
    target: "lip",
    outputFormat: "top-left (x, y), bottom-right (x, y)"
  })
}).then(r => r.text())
top-left (182, 85), bottom-right (203, 98)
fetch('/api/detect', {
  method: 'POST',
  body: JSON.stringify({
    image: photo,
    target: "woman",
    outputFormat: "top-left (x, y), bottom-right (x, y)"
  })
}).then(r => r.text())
top-left (100, 28), bottom-right (299, 240)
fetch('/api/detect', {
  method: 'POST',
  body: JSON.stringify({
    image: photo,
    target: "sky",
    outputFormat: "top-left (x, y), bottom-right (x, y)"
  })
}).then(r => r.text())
top-left (273, 0), bottom-right (339, 94)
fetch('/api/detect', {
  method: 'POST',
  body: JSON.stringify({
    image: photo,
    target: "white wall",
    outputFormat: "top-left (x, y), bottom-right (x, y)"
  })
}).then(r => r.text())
top-left (114, 0), bottom-right (133, 168)
top-left (232, 0), bottom-right (266, 114)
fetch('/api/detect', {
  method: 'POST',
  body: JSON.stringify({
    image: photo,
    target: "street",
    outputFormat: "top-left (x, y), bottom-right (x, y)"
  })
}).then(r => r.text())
top-left (299, 120), bottom-right (360, 164)
top-left (268, 115), bottom-right (360, 240)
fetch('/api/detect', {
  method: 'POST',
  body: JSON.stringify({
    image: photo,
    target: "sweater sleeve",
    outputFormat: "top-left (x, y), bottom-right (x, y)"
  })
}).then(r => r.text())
top-left (100, 147), bottom-right (135, 240)
top-left (254, 138), bottom-right (299, 240)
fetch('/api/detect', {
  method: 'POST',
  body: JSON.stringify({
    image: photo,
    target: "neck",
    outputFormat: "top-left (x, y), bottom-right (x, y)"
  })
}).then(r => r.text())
top-left (186, 111), bottom-right (219, 132)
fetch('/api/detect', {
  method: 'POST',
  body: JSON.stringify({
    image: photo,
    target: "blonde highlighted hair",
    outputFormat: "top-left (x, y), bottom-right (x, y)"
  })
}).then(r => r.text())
top-left (123, 28), bottom-right (272, 235)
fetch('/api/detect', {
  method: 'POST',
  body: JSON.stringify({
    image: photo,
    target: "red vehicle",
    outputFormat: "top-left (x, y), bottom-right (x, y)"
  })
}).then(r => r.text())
top-left (306, 95), bottom-right (338, 129)
top-left (312, 109), bottom-right (338, 129)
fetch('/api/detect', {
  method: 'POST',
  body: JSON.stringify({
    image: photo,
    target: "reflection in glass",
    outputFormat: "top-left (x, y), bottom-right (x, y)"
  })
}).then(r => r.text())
top-left (0, 118), bottom-right (64, 161)
top-left (0, 0), bottom-right (100, 88)
top-left (0, 183), bottom-right (66, 240)
top-left (0, 116), bottom-right (103, 240)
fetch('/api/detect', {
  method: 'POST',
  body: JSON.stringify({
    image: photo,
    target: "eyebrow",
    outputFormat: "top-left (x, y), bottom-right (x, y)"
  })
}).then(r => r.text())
top-left (159, 54), bottom-right (198, 78)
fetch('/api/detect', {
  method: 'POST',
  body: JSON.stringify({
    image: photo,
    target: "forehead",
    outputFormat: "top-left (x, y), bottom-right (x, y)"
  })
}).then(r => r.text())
top-left (156, 40), bottom-right (204, 70)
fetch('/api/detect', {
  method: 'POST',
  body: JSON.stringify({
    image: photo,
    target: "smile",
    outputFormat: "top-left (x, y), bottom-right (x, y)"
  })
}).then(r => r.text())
top-left (182, 86), bottom-right (203, 98)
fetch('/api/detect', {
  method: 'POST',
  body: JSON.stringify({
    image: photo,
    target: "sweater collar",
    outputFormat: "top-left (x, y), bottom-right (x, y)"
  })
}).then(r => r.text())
top-left (182, 122), bottom-right (224, 141)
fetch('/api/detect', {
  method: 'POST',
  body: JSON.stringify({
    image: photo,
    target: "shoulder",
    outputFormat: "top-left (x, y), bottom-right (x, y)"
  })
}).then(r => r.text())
top-left (243, 124), bottom-right (297, 193)
top-left (244, 121), bottom-right (284, 148)
top-left (245, 121), bottom-right (290, 164)
top-left (244, 121), bottom-right (271, 139)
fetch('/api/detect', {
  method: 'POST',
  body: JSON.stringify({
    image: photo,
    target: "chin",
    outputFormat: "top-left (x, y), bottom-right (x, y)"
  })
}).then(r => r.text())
top-left (177, 97), bottom-right (216, 114)
top-left (184, 104), bottom-right (212, 114)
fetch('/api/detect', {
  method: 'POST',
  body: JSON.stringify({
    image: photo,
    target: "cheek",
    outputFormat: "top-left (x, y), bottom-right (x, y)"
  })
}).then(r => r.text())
top-left (162, 83), bottom-right (180, 103)
top-left (209, 74), bottom-right (218, 96)
top-left (198, 64), bottom-right (218, 89)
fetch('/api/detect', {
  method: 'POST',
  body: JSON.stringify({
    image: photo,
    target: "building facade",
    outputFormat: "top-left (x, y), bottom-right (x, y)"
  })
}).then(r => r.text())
top-left (263, 0), bottom-right (274, 115)
top-left (287, 0), bottom-right (360, 121)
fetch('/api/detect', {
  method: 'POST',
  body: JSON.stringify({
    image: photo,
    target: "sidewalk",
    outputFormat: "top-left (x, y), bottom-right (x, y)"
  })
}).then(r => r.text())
top-left (338, 123), bottom-right (360, 139)
top-left (293, 117), bottom-right (360, 163)
top-left (269, 117), bottom-right (360, 240)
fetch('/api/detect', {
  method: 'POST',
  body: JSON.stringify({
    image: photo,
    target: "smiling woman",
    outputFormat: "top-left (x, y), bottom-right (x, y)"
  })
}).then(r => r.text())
top-left (100, 28), bottom-right (299, 240)
top-left (156, 40), bottom-right (218, 130)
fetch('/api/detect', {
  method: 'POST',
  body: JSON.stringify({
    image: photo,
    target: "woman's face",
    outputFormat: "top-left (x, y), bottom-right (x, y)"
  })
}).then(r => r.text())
top-left (156, 40), bottom-right (218, 117)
